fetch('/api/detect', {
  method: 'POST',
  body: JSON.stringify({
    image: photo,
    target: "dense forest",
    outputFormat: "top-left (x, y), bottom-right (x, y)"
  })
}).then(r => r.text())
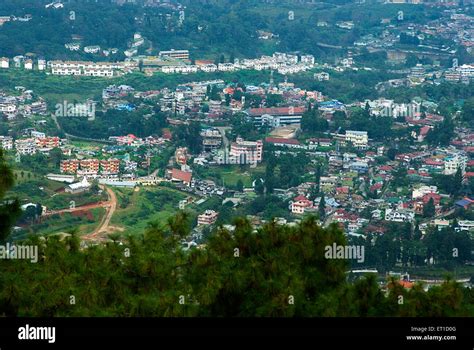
top-left (1, 149), bottom-right (474, 317)
top-left (0, 0), bottom-right (449, 61)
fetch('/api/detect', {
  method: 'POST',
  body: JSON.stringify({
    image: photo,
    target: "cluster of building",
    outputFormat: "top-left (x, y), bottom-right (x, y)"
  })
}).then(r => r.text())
top-left (160, 52), bottom-right (316, 75)
top-left (0, 132), bottom-right (61, 155)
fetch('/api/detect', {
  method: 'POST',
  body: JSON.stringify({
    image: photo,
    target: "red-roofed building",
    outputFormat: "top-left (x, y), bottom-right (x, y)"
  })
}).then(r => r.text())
top-left (379, 165), bottom-right (393, 172)
top-left (168, 168), bottom-right (192, 186)
top-left (464, 147), bottom-right (474, 154)
top-left (388, 280), bottom-right (414, 289)
top-left (291, 195), bottom-right (313, 214)
top-left (422, 192), bottom-right (441, 205)
top-left (370, 183), bottom-right (383, 192)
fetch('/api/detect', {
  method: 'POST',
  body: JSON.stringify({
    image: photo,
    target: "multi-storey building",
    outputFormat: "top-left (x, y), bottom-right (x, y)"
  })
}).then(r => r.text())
top-left (197, 210), bottom-right (219, 226)
top-left (79, 159), bottom-right (100, 175)
top-left (291, 195), bottom-right (314, 214)
top-left (15, 138), bottom-right (36, 155)
top-left (457, 64), bottom-right (474, 79)
top-left (247, 107), bottom-right (306, 126)
top-left (159, 50), bottom-right (189, 60)
top-left (50, 61), bottom-right (121, 76)
top-left (0, 136), bottom-right (13, 150)
top-left (175, 147), bottom-right (188, 165)
top-left (229, 137), bottom-right (263, 164)
top-left (100, 159), bottom-right (120, 174)
top-left (36, 136), bottom-right (60, 150)
top-left (345, 130), bottom-right (368, 149)
top-left (60, 159), bottom-right (80, 174)
top-left (444, 153), bottom-right (467, 175)
top-left (200, 128), bottom-right (222, 151)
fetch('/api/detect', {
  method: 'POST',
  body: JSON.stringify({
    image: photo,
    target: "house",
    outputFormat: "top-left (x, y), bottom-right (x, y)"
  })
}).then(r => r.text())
top-left (314, 72), bottom-right (329, 81)
top-left (168, 168), bottom-right (192, 186)
top-left (24, 59), bottom-right (33, 70)
top-left (84, 46), bottom-right (101, 54)
top-left (385, 208), bottom-right (415, 223)
top-left (455, 198), bottom-right (474, 210)
top-left (15, 138), bottom-right (36, 155)
top-left (65, 42), bottom-right (81, 51)
top-left (0, 136), bottom-right (13, 150)
top-left (458, 220), bottom-right (474, 232)
top-left (197, 210), bottom-right (219, 226)
top-left (38, 59), bottom-right (46, 71)
top-left (264, 137), bottom-right (302, 149)
top-left (66, 177), bottom-right (91, 194)
top-left (0, 57), bottom-right (9, 69)
top-left (291, 195), bottom-right (314, 214)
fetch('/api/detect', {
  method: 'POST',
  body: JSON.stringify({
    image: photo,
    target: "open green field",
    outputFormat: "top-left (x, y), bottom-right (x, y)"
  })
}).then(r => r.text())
top-left (9, 177), bottom-right (107, 211)
top-left (195, 164), bottom-right (265, 188)
top-left (111, 186), bottom-right (195, 236)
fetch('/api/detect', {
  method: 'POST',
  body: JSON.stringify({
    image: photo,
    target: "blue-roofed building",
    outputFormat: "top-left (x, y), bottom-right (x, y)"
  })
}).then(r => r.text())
top-left (116, 103), bottom-right (136, 112)
top-left (319, 100), bottom-right (345, 111)
top-left (455, 198), bottom-right (474, 209)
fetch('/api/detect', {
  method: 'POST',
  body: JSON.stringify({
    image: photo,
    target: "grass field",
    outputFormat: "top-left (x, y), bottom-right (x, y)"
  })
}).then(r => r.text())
top-left (111, 186), bottom-right (194, 236)
top-left (9, 176), bottom-right (107, 210)
top-left (196, 164), bottom-right (265, 188)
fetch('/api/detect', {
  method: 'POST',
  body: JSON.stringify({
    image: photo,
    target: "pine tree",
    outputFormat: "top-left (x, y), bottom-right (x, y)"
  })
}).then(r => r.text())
top-left (452, 167), bottom-right (463, 196)
top-left (0, 150), bottom-right (21, 242)
top-left (423, 198), bottom-right (436, 218)
top-left (318, 194), bottom-right (326, 220)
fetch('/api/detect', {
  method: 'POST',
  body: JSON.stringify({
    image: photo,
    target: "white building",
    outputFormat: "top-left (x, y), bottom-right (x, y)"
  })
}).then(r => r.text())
top-left (15, 138), bottom-right (36, 155)
top-left (0, 57), bottom-right (9, 69)
top-left (65, 42), bottom-right (81, 51)
top-left (444, 153), bottom-right (467, 175)
top-left (50, 61), bottom-right (120, 76)
top-left (385, 208), bottom-right (415, 223)
top-left (229, 137), bottom-right (263, 164)
top-left (218, 63), bottom-right (235, 72)
top-left (0, 136), bottom-right (13, 150)
top-left (200, 64), bottom-right (217, 73)
top-left (300, 54), bottom-right (315, 65)
top-left (84, 46), bottom-right (101, 54)
top-left (38, 59), bottom-right (46, 71)
top-left (24, 59), bottom-right (33, 70)
top-left (458, 220), bottom-right (474, 232)
top-left (412, 186), bottom-right (438, 199)
top-left (314, 72), bottom-right (329, 81)
top-left (0, 103), bottom-right (17, 114)
top-left (457, 64), bottom-right (474, 79)
top-left (345, 130), bottom-right (368, 149)
top-left (66, 177), bottom-right (91, 194)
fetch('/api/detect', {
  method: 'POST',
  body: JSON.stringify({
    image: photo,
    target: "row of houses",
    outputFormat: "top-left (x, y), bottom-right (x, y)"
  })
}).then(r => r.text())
top-left (60, 159), bottom-right (121, 175)
top-left (0, 135), bottom-right (61, 155)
